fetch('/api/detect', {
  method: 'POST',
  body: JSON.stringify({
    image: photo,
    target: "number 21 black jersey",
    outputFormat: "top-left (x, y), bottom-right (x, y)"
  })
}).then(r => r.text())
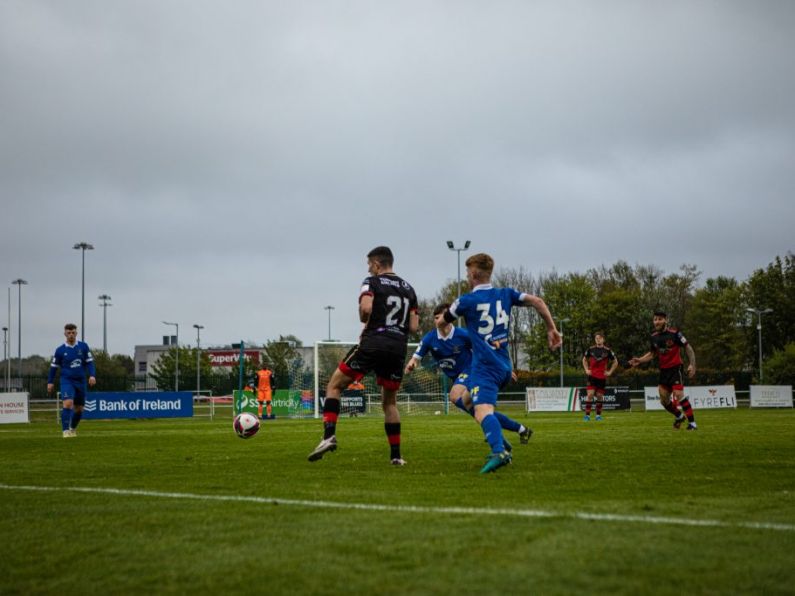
top-left (359, 273), bottom-right (418, 350)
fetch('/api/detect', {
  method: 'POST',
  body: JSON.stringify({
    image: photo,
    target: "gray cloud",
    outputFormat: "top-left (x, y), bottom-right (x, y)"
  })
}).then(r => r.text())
top-left (1, 1), bottom-right (793, 357)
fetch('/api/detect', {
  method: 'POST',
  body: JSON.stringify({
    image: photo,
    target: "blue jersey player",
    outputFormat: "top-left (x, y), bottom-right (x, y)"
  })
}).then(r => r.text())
top-left (443, 253), bottom-right (561, 473)
top-left (47, 323), bottom-right (97, 438)
top-left (405, 303), bottom-right (533, 449)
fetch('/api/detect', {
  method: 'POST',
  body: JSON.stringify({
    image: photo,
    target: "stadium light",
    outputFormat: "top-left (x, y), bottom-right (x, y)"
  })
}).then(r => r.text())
top-left (193, 324), bottom-right (204, 397)
top-left (447, 240), bottom-right (471, 299)
top-left (163, 321), bottom-right (179, 391)
top-left (557, 317), bottom-right (570, 387)
top-left (73, 242), bottom-right (94, 341)
top-left (11, 279), bottom-right (27, 382)
top-left (324, 305), bottom-right (335, 341)
top-left (98, 294), bottom-right (112, 353)
top-left (746, 307), bottom-right (773, 381)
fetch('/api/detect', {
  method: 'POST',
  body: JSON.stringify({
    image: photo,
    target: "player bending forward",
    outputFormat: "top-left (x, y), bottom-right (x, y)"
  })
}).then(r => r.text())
top-left (443, 253), bottom-right (561, 474)
top-left (629, 310), bottom-right (698, 430)
top-left (308, 246), bottom-right (419, 465)
top-left (405, 303), bottom-right (533, 449)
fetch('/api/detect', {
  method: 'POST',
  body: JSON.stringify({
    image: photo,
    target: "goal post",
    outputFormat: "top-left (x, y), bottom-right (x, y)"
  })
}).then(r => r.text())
top-left (312, 341), bottom-right (449, 419)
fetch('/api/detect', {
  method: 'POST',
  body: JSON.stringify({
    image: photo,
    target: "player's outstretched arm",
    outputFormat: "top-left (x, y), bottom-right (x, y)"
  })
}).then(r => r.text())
top-left (629, 352), bottom-right (653, 367)
top-left (522, 294), bottom-right (561, 350)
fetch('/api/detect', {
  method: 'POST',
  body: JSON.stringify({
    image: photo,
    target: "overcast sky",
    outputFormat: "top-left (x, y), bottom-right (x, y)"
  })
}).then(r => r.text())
top-left (1, 1), bottom-right (793, 359)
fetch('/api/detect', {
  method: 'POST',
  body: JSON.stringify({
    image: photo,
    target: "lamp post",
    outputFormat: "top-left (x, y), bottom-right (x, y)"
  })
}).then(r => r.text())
top-left (557, 317), bottom-right (570, 387)
top-left (5, 287), bottom-right (9, 391)
top-left (11, 279), bottom-right (27, 382)
top-left (446, 240), bottom-right (471, 299)
top-left (73, 242), bottom-right (94, 340)
top-left (746, 307), bottom-right (773, 381)
top-left (193, 324), bottom-right (204, 396)
top-left (163, 321), bottom-right (179, 391)
top-left (2, 326), bottom-right (7, 392)
top-left (324, 305), bottom-right (335, 341)
top-left (98, 294), bottom-right (112, 353)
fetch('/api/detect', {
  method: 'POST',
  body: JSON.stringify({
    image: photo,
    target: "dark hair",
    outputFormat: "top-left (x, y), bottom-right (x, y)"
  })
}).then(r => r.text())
top-left (594, 331), bottom-right (605, 338)
top-left (433, 303), bottom-right (450, 316)
top-left (367, 246), bottom-right (394, 267)
top-left (653, 310), bottom-right (668, 318)
top-left (64, 323), bottom-right (77, 331)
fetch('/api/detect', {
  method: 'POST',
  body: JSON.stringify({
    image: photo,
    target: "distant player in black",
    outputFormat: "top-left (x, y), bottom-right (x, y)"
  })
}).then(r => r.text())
top-left (309, 246), bottom-right (419, 465)
top-left (630, 310), bottom-right (698, 430)
top-left (581, 332), bottom-right (617, 421)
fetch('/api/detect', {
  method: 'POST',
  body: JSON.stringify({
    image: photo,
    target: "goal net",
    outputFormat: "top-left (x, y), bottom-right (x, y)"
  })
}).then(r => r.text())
top-left (312, 341), bottom-right (450, 418)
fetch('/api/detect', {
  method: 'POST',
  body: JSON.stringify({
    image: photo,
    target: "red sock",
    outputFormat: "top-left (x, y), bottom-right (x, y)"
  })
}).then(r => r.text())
top-left (680, 398), bottom-right (694, 422)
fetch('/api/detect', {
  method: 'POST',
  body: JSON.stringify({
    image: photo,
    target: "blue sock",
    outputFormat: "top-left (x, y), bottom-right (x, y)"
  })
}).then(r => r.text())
top-left (70, 410), bottom-right (82, 430)
top-left (61, 407), bottom-right (73, 432)
top-left (494, 411), bottom-right (521, 433)
top-left (480, 414), bottom-right (505, 453)
top-left (454, 398), bottom-right (475, 417)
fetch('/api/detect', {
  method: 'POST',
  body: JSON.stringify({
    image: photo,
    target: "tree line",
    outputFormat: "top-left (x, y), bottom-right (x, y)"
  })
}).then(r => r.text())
top-left (413, 253), bottom-right (794, 385)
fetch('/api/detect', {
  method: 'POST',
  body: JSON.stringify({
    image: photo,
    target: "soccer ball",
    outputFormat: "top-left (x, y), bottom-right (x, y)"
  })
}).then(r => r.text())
top-left (233, 412), bottom-right (260, 439)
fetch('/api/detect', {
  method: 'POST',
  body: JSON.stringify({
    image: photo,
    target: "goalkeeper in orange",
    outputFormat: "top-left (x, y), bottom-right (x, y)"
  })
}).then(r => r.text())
top-left (256, 365), bottom-right (275, 419)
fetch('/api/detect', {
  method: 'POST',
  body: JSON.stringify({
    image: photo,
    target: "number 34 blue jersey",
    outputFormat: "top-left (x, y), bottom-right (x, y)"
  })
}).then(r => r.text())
top-left (450, 285), bottom-right (525, 374)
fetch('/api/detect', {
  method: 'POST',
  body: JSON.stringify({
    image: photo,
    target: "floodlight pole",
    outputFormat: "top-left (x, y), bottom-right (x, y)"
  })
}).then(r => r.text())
top-left (98, 294), bottom-right (112, 352)
top-left (446, 240), bottom-right (471, 299)
top-left (557, 317), bottom-right (570, 387)
top-left (5, 287), bottom-right (9, 391)
top-left (163, 321), bottom-right (179, 391)
top-left (746, 307), bottom-right (773, 381)
top-left (324, 305), bottom-right (335, 341)
top-left (2, 326), bottom-right (7, 392)
top-left (11, 279), bottom-right (27, 383)
top-left (73, 242), bottom-right (94, 341)
top-left (193, 324), bottom-right (204, 396)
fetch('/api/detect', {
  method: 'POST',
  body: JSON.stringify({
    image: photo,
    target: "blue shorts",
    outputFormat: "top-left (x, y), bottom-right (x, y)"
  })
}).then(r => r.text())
top-left (60, 378), bottom-right (88, 405)
top-left (451, 373), bottom-right (473, 392)
top-left (468, 365), bottom-right (512, 406)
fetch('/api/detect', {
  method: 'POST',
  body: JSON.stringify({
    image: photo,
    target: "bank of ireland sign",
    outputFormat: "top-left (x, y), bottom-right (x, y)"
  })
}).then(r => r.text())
top-left (83, 392), bottom-right (193, 419)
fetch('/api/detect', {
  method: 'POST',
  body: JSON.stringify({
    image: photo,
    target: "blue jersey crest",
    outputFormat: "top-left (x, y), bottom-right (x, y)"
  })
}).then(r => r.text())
top-left (48, 341), bottom-right (96, 383)
top-left (413, 326), bottom-right (472, 379)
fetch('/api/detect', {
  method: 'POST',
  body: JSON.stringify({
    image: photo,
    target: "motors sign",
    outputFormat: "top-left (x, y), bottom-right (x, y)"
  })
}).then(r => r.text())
top-left (576, 387), bottom-right (631, 411)
top-left (83, 392), bottom-right (194, 419)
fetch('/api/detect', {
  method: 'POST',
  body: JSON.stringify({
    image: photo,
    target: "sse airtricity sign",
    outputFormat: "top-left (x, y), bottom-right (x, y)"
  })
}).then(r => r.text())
top-left (83, 392), bottom-right (193, 419)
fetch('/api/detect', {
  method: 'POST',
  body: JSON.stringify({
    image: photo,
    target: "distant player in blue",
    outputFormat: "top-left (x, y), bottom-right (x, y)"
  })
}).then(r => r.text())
top-left (405, 303), bottom-right (533, 449)
top-left (443, 253), bottom-right (561, 473)
top-left (47, 323), bottom-right (96, 438)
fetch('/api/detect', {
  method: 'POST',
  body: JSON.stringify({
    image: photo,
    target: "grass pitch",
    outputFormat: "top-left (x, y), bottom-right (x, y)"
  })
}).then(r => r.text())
top-left (1, 407), bottom-right (794, 595)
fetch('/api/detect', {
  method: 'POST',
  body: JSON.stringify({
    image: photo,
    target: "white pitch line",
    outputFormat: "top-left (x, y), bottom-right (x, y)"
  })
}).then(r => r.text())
top-left (1, 483), bottom-right (793, 533)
